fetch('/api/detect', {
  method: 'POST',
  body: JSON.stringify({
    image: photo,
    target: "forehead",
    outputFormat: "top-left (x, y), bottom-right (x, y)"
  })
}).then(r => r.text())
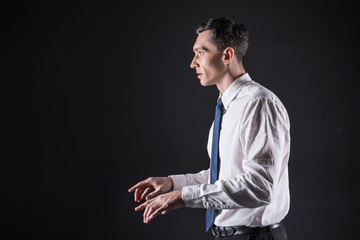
top-left (193, 30), bottom-right (217, 51)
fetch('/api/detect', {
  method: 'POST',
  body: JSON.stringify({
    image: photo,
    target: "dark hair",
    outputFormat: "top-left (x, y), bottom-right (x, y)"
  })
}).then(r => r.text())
top-left (196, 17), bottom-right (249, 62)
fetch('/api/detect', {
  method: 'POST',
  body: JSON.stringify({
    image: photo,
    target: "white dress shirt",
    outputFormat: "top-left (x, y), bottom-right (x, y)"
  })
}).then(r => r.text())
top-left (170, 73), bottom-right (290, 227)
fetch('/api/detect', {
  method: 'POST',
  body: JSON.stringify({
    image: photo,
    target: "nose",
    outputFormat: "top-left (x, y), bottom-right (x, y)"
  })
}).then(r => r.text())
top-left (190, 56), bottom-right (198, 69)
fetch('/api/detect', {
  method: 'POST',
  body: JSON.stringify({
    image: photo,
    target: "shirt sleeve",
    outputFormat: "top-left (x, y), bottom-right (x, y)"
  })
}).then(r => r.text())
top-left (181, 98), bottom-right (290, 209)
top-left (169, 169), bottom-right (209, 190)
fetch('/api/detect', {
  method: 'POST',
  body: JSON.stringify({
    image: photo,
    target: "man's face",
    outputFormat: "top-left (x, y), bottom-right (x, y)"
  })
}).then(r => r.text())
top-left (190, 30), bottom-right (226, 86)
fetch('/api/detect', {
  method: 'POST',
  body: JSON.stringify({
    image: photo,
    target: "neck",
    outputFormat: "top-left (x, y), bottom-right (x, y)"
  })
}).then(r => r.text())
top-left (217, 63), bottom-right (246, 95)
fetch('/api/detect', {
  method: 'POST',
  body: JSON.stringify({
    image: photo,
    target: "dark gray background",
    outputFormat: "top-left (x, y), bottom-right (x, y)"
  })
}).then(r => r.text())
top-left (1, 1), bottom-right (359, 239)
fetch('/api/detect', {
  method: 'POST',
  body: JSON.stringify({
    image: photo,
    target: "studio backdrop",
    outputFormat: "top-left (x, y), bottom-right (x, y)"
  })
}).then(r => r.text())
top-left (1, 1), bottom-right (359, 239)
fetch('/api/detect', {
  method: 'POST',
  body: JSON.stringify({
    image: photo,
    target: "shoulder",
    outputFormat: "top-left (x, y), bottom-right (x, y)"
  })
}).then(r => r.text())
top-left (234, 81), bottom-right (289, 119)
top-left (241, 81), bottom-right (284, 107)
top-left (243, 81), bottom-right (276, 101)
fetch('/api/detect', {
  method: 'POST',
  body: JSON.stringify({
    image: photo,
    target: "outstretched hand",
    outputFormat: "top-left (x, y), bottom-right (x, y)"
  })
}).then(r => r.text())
top-left (129, 177), bottom-right (184, 223)
top-left (135, 190), bottom-right (184, 223)
top-left (128, 177), bottom-right (174, 202)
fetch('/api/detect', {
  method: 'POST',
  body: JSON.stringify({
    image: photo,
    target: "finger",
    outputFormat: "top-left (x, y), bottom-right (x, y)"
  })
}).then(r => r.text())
top-left (128, 179), bottom-right (150, 192)
top-left (146, 205), bottom-right (164, 223)
top-left (128, 181), bottom-right (143, 192)
top-left (136, 187), bottom-right (149, 202)
top-left (145, 189), bottom-right (161, 200)
top-left (134, 188), bottom-right (143, 202)
top-left (143, 200), bottom-right (157, 223)
top-left (135, 201), bottom-right (147, 212)
top-left (143, 202), bottom-right (152, 223)
top-left (140, 187), bottom-right (153, 201)
top-left (128, 183), bottom-right (140, 193)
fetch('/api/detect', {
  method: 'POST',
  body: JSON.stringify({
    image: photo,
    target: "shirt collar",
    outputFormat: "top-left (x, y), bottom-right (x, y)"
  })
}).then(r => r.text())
top-left (220, 73), bottom-right (252, 110)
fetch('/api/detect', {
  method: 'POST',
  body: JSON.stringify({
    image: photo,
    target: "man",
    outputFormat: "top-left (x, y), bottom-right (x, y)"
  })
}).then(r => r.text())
top-left (129, 17), bottom-right (290, 240)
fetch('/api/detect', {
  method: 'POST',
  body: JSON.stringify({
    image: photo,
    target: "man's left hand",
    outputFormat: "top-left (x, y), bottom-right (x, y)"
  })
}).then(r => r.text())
top-left (134, 190), bottom-right (185, 223)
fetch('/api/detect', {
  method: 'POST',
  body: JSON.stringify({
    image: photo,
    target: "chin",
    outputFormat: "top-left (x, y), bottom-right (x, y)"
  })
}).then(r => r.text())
top-left (200, 79), bottom-right (214, 87)
top-left (200, 81), bottom-right (209, 87)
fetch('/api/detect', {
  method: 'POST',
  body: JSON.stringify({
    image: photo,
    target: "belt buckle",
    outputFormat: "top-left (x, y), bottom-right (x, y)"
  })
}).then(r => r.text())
top-left (211, 225), bottom-right (236, 237)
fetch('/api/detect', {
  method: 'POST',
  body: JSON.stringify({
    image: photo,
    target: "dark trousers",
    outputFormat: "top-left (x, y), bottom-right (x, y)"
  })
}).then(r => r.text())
top-left (214, 224), bottom-right (288, 240)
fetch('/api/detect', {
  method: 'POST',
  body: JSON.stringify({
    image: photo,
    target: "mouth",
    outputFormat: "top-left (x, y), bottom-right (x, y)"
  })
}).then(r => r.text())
top-left (197, 73), bottom-right (202, 78)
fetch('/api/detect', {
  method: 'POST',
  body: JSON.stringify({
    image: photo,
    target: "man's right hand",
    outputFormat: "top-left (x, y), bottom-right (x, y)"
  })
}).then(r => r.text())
top-left (128, 177), bottom-right (174, 202)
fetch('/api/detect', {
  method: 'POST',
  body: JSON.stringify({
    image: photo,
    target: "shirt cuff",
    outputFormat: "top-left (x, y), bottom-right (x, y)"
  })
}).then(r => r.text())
top-left (181, 185), bottom-right (204, 208)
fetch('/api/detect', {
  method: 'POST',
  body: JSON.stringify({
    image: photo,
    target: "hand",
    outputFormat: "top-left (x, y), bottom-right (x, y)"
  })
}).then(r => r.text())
top-left (128, 177), bottom-right (174, 202)
top-left (135, 190), bottom-right (184, 223)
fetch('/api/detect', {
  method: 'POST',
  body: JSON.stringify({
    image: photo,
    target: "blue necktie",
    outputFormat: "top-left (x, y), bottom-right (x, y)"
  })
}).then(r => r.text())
top-left (206, 98), bottom-right (223, 232)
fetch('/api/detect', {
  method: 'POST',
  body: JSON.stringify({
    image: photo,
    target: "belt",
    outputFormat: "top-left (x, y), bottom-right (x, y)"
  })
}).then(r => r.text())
top-left (212, 222), bottom-right (282, 238)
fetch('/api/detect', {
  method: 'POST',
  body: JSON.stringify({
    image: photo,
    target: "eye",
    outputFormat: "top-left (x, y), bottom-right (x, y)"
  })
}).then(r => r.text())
top-left (198, 51), bottom-right (204, 56)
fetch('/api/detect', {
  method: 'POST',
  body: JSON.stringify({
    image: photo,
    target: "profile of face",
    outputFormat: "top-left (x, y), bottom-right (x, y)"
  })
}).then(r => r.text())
top-left (190, 30), bottom-right (227, 86)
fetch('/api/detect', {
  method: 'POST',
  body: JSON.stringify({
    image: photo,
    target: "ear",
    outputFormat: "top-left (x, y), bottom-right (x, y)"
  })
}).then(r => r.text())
top-left (223, 47), bottom-right (235, 65)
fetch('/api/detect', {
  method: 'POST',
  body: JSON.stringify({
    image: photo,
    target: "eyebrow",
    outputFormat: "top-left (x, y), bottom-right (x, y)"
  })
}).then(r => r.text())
top-left (193, 46), bottom-right (209, 52)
